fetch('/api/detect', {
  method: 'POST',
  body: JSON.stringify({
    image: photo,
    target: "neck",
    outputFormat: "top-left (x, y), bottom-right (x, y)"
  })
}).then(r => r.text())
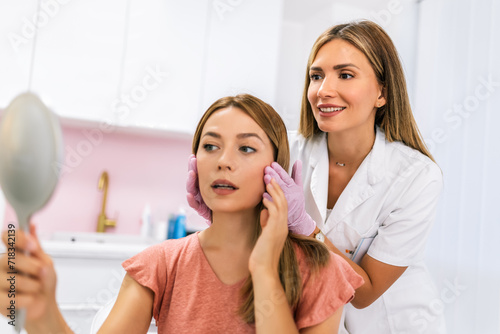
top-left (327, 126), bottom-right (376, 169)
top-left (199, 209), bottom-right (258, 252)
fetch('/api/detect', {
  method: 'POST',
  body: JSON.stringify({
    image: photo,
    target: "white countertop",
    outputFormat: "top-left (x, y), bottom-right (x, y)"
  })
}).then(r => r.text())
top-left (0, 232), bottom-right (159, 260)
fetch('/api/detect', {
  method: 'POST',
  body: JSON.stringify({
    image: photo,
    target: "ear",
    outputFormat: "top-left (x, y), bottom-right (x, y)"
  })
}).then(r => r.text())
top-left (376, 86), bottom-right (387, 108)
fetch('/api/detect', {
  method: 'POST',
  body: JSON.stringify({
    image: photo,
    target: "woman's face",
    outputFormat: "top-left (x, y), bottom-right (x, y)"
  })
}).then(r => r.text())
top-left (307, 39), bottom-right (386, 134)
top-left (196, 107), bottom-right (274, 214)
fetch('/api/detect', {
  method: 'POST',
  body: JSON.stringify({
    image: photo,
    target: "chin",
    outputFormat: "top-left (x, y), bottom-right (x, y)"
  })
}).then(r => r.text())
top-left (209, 201), bottom-right (261, 215)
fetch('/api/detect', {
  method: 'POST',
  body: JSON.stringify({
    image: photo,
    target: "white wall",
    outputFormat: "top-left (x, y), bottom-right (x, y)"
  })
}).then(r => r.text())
top-left (274, 0), bottom-right (420, 131)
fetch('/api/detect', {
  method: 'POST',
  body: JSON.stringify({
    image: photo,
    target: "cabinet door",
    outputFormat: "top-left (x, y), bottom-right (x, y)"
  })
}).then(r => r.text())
top-left (116, 0), bottom-right (210, 134)
top-left (0, 1), bottom-right (210, 135)
top-left (30, 0), bottom-right (126, 122)
top-left (201, 0), bottom-right (285, 111)
top-left (0, 1), bottom-right (44, 108)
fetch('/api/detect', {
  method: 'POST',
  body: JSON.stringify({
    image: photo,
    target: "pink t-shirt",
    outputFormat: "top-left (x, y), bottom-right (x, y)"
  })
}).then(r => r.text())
top-left (122, 232), bottom-right (363, 334)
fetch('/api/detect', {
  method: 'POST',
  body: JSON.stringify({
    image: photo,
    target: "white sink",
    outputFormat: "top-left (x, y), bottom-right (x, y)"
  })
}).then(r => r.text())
top-left (41, 232), bottom-right (158, 260)
top-left (50, 231), bottom-right (154, 245)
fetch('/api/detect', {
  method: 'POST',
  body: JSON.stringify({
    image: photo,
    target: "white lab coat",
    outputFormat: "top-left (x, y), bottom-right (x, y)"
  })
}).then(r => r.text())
top-left (289, 127), bottom-right (446, 334)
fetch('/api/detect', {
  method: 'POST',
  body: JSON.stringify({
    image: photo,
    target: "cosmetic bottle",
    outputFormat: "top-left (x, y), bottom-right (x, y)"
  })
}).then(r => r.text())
top-left (173, 208), bottom-right (186, 239)
top-left (140, 204), bottom-right (151, 238)
top-left (167, 214), bottom-right (176, 239)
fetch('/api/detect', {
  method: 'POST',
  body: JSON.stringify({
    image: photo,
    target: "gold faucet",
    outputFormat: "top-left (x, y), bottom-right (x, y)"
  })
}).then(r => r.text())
top-left (97, 171), bottom-right (116, 233)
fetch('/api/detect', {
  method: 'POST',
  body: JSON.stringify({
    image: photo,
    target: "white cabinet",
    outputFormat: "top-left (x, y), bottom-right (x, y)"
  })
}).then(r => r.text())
top-left (49, 240), bottom-right (158, 333)
top-left (0, 1), bottom-right (285, 134)
top-left (0, 239), bottom-right (156, 334)
top-left (31, 0), bottom-right (127, 123)
top-left (201, 0), bottom-right (285, 112)
top-left (0, 1), bottom-right (126, 122)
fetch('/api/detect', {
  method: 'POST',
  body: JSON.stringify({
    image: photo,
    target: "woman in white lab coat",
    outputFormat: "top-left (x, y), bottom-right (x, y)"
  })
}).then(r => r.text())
top-left (270, 20), bottom-right (446, 333)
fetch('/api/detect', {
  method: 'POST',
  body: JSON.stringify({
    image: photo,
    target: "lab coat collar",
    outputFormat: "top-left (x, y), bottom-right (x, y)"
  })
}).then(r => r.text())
top-left (308, 132), bottom-right (327, 170)
top-left (308, 127), bottom-right (386, 182)
top-left (308, 132), bottom-right (329, 225)
top-left (307, 127), bottom-right (386, 229)
top-left (367, 126), bottom-right (386, 185)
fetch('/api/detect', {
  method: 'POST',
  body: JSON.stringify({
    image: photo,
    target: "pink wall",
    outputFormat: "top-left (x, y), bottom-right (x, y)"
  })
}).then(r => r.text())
top-left (2, 120), bottom-right (207, 238)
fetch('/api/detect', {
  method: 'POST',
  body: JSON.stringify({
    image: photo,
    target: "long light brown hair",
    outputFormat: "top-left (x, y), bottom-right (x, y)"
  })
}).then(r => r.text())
top-left (299, 20), bottom-right (435, 162)
top-left (192, 94), bottom-right (330, 323)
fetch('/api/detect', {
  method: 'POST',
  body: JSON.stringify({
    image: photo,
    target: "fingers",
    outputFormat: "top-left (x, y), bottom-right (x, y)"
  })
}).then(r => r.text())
top-left (2, 228), bottom-right (37, 254)
top-left (263, 173), bottom-right (272, 185)
top-left (188, 154), bottom-right (198, 174)
top-left (186, 170), bottom-right (199, 193)
top-left (262, 179), bottom-right (287, 215)
top-left (0, 293), bottom-right (36, 313)
top-left (259, 209), bottom-right (269, 229)
top-left (271, 162), bottom-right (295, 187)
top-left (263, 166), bottom-right (279, 185)
top-left (0, 226), bottom-right (46, 317)
top-left (186, 193), bottom-right (200, 210)
top-left (0, 262), bottom-right (43, 295)
top-left (198, 206), bottom-right (212, 222)
top-left (291, 160), bottom-right (303, 187)
top-left (187, 154), bottom-right (199, 192)
top-left (0, 249), bottom-right (45, 279)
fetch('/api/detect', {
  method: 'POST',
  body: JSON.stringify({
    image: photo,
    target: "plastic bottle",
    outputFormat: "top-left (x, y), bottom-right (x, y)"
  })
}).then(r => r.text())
top-left (140, 204), bottom-right (151, 238)
top-left (167, 214), bottom-right (176, 239)
top-left (154, 220), bottom-right (167, 242)
top-left (172, 209), bottom-right (186, 239)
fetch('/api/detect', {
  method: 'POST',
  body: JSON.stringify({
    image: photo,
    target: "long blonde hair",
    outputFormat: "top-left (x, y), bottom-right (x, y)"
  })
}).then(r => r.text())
top-left (192, 94), bottom-right (330, 323)
top-left (299, 20), bottom-right (435, 162)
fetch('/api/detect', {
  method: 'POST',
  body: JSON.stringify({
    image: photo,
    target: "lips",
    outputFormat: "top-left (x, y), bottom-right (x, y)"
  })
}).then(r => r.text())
top-left (211, 179), bottom-right (238, 190)
top-left (317, 104), bottom-right (346, 113)
top-left (319, 107), bottom-right (346, 112)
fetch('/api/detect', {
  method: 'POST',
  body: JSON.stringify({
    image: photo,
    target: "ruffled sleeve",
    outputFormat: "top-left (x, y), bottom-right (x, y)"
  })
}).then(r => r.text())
top-left (295, 251), bottom-right (364, 330)
top-left (122, 243), bottom-right (167, 323)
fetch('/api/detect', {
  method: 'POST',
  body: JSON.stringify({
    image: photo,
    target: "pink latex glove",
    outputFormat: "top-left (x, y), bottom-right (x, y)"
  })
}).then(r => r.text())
top-left (263, 160), bottom-right (316, 236)
top-left (186, 154), bottom-right (212, 223)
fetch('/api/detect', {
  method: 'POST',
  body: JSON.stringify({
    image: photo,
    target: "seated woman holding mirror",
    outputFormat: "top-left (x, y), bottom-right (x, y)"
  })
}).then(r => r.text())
top-left (0, 94), bottom-right (363, 333)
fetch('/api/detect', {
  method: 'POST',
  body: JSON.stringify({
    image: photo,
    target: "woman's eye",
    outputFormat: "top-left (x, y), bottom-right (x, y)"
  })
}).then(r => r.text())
top-left (240, 146), bottom-right (256, 153)
top-left (310, 73), bottom-right (323, 81)
top-left (203, 144), bottom-right (218, 152)
top-left (340, 73), bottom-right (354, 79)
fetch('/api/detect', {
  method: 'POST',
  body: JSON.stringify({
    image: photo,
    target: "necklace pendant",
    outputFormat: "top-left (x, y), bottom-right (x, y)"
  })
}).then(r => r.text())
top-left (336, 162), bottom-right (346, 167)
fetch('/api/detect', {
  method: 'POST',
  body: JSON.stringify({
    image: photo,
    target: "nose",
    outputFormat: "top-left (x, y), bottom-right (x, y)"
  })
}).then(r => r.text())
top-left (217, 150), bottom-right (234, 171)
top-left (317, 76), bottom-right (338, 99)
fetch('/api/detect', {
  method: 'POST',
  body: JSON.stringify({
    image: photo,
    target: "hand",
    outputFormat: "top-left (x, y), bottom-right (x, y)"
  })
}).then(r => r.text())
top-left (249, 179), bottom-right (289, 275)
top-left (186, 154), bottom-right (212, 223)
top-left (263, 160), bottom-right (316, 236)
top-left (0, 224), bottom-right (58, 322)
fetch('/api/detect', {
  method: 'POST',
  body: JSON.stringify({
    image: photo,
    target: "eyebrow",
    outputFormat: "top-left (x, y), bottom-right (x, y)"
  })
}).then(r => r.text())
top-left (202, 131), bottom-right (221, 139)
top-left (310, 63), bottom-right (359, 71)
top-left (201, 131), bottom-right (265, 143)
top-left (237, 133), bottom-right (265, 143)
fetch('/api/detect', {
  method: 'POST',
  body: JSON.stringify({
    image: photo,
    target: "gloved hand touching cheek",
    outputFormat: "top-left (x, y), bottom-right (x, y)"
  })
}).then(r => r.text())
top-left (263, 160), bottom-right (316, 236)
top-left (186, 154), bottom-right (212, 224)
